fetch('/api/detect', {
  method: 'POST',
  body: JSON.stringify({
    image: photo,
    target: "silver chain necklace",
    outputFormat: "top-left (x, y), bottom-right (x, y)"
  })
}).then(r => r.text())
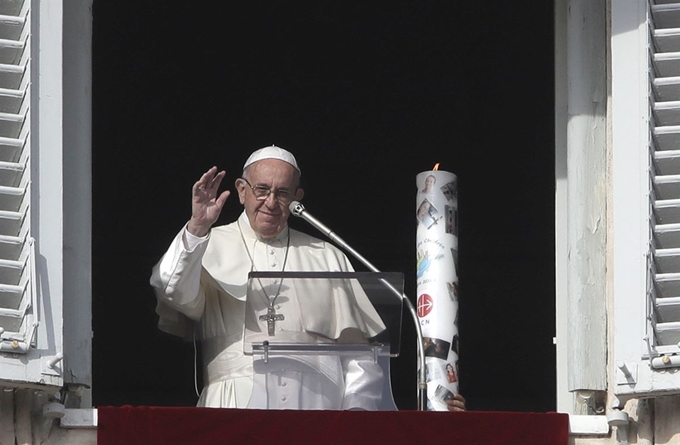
top-left (237, 219), bottom-right (291, 336)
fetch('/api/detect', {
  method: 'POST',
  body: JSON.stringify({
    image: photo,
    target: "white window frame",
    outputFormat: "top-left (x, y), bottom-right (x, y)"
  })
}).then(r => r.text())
top-left (0, 0), bottom-right (92, 403)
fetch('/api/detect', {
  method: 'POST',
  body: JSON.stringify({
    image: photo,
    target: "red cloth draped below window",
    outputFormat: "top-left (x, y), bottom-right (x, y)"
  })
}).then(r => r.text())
top-left (98, 407), bottom-right (569, 445)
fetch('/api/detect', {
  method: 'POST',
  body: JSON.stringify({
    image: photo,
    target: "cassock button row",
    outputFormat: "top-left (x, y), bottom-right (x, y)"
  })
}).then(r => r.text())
top-left (281, 396), bottom-right (287, 402)
top-left (271, 263), bottom-right (277, 267)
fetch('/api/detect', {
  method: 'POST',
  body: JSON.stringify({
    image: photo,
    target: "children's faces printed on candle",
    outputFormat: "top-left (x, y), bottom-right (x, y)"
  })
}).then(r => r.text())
top-left (434, 384), bottom-right (457, 404)
top-left (426, 362), bottom-right (444, 383)
top-left (451, 333), bottom-right (459, 355)
top-left (440, 180), bottom-right (458, 205)
top-left (446, 362), bottom-right (458, 383)
top-left (417, 198), bottom-right (442, 229)
top-left (446, 280), bottom-right (459, 302)
top-left (431, 360), bottom-right (458, 385)
top-left (419, 174), bottom-right (437, 194)
top-left (423, 336), bottom-right (450, 360)
top-left (450, 248), bottom-right (459, 275)
top-left (445, 205), bottom-right (458, 236)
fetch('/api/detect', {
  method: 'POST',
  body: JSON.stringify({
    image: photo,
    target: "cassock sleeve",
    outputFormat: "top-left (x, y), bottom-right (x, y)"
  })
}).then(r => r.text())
top-left (150, 226), bottom-right (209, 337)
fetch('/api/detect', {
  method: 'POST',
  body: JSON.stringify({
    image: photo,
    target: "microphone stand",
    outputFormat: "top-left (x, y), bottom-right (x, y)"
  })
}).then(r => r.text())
top-left (289, 201), bottom-right (428, 411)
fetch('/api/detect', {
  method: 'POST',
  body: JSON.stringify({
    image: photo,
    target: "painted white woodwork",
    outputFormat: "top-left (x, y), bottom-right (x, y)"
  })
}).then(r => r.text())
top-left (649, 0), bottom-right (680, 368)
top-left (612, 0), bottom-right (680, 397)
top-left (611, 0), bottom-right (656, 398)
top-left (554, 0), bottom-right (573, 414)
top-left (62, 0), bottom-right (93, 406)
top-left (565, 0), bottom-right (608, 396)
top-left (569, 415), bottom-right (610, 436)
top-left (0, 0), bottom-right (92, 439)
top-left (0, 0), bottom-right (50, 387)
top-left (0, 0), bottom-right (91, 394)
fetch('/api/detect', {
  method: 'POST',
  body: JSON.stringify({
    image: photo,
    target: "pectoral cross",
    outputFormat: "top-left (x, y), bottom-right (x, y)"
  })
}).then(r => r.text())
top-left (259, 305), bottom-right (285, 336)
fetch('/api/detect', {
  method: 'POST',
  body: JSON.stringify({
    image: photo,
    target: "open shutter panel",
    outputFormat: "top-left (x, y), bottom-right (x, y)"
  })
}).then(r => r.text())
top-left (650, 1), bottom-right (680, 363)
top-left (0, 0), bottom-right (36, 355)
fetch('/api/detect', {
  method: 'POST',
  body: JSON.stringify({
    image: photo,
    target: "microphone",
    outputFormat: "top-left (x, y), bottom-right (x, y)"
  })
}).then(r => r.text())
top-left (288, 200), bottom-right (429, 410)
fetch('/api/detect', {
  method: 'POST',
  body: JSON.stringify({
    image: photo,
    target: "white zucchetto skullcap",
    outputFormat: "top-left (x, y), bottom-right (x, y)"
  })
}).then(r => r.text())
top-left (243, 145), bottom-right (301, 176)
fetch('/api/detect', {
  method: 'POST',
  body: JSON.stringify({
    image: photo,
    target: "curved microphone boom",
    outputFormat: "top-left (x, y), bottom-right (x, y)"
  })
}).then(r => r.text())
top-left (289, 201), bottom-right (428, 411)
top-left (290, 201), bottom-right (359, 259)
top-left (290, 201), bottom-right (335, 239)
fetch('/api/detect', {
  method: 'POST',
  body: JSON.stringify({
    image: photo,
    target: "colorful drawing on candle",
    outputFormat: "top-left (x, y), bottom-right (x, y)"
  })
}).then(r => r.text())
top-left (423, 337), bottom-right (450, 360)
top-left (416, 249), bottom-right (431, 278)
top-left (417, 199), bottom-right (441, 229)
top-left (440, 180), bottom-right (458, 205)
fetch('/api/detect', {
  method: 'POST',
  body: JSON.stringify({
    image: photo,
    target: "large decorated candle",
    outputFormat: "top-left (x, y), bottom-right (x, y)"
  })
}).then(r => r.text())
top-left (415, 164), bottom-right (459, 411)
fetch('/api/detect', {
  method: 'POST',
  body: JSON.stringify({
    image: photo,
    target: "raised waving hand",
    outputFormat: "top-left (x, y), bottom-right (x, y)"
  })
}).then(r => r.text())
top-left (187, 167), bottom-right (230, 237)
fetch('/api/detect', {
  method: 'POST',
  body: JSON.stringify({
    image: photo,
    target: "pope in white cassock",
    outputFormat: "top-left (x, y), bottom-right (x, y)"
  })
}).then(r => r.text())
top-left (150, 146), bottom-right (387, 410)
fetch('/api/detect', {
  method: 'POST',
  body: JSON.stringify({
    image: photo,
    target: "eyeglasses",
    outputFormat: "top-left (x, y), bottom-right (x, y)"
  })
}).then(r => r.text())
top-left (240, 178), bottom-right (295, 204)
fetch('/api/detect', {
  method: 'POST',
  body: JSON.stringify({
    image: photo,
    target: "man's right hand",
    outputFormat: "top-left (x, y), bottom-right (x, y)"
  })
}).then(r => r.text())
top-left (187, 167), bottom-right (231, 237)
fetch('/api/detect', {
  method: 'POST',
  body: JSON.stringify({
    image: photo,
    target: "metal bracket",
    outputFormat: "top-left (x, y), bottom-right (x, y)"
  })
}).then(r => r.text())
top-left (616, 361), bottom-right (638, 385)
top-left (41, 352), bottom-right (64, 376)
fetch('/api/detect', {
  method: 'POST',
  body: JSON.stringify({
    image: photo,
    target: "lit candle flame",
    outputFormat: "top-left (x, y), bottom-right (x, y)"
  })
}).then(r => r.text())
top-left (432, 163), bottom-right (440, 171)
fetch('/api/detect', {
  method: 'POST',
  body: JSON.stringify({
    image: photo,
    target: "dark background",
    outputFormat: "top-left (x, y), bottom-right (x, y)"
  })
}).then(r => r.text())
top-left (92, 2), bottom-right (555, 411)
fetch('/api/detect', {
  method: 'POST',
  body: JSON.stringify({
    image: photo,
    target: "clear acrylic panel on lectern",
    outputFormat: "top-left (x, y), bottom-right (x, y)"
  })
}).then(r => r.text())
top-left (243, 271), bottom-right (403, 356)
top-left (243, 271), bottom-right (404, 410)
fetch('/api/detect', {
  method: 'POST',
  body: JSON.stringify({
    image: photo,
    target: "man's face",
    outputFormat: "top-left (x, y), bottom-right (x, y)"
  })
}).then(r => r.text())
top-left (425, 176), bottom-right (435, 189)
top-left (236, 159), bottom-right (304, 238)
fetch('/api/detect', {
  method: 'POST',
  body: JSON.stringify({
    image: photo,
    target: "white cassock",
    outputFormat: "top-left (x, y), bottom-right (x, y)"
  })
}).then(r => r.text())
top-left (150, 212), bottom-right (386, 410)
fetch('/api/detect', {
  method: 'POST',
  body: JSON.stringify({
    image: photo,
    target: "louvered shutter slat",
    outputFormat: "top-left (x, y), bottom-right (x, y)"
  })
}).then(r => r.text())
top-left (655, 296), bottom-right (680, 321)
top-left (652, 54), bottom-right (680, 77)
top-left (0, 136), bottom-right (25, 149)
top-left (655, 150), bottom-right (680, 174)
top-left (653, 126), bottom-right (680, 149)
top-left (654, 273), bottom-right (680, 297)
top-left (654, 28), bottom-right (680, 52)
top-left (654, 174), bottom-right (680, 199)
top-left (0, 0), bottom-right (33, 352)
top-left (654, 198), bottom-right (680, 222)
top-left (652, 4), bottom-right (680, 29)
top-left (654, 101), bottom-right (680, 125)
top-left (655, 223), bottom-right (680, 247)
top-left (654, 248), bottom-right (680, 272)
top-left (655, 322), bottom-right (680, 344)
top-left (650, 1), bottom-right (680, 365)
